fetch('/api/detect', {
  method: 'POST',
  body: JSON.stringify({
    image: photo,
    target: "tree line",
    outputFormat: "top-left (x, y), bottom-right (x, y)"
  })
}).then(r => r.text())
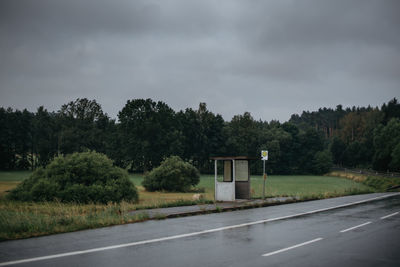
top-left (1, 98), bottom-right (399, 174)
top-left (289, 98), bottom-right (400, 172)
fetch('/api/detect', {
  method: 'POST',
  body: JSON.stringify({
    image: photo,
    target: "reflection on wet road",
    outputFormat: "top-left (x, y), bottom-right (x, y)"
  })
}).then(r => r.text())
top-left (1, 193), bottom-right (399, 267)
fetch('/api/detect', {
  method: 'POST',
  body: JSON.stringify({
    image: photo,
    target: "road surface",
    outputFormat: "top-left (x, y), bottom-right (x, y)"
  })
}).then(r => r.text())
top-left (1, 193), bottom-right (399, 266)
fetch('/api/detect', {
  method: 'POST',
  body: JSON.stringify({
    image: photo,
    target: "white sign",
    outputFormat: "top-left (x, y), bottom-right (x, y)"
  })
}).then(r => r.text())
top-left (261, 150), bottom-right (268, 160)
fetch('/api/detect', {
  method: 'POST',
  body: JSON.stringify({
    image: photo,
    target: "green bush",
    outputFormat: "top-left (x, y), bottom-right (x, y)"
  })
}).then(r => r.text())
top-left (8, 151), bottom-right (138, 204)
top-left (312, 150), bottom-right (333, 175)
top-left (142, 156), bottom-right (200, 192)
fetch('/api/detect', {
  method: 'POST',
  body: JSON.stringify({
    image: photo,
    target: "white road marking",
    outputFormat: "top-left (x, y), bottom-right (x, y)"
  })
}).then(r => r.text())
top-left (262, 238), bottom-right (323, 257)
top-left (340, 221), bottom-right (371, 233)
top-left (380, 212), bottom-right (399, 220)
top-left (0, 193), bottom-right (398, 266)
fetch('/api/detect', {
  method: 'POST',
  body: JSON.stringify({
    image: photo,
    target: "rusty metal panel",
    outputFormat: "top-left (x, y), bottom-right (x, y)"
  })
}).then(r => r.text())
top-left (235, 181), bottom-right (250, 199)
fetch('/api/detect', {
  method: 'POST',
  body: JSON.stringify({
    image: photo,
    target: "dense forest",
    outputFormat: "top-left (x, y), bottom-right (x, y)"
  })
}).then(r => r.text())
top-left (1, 98), bottom-right (399, 174)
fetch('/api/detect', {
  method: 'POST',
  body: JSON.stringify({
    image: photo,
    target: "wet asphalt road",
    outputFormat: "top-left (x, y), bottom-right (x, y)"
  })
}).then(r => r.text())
top-left (1, 193), bottom-right (399, 267)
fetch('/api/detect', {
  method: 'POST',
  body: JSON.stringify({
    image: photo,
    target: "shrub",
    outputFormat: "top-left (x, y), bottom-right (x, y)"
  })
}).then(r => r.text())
top-left (8, 151), bottom-right (138, 204)
top-left (312, 150), bottom-right (333, 175)
top-left (142, 156), bottom-right (200, 192)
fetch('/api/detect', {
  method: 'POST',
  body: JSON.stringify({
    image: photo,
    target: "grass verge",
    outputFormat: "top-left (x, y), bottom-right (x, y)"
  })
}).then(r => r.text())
top-left (0, 171), bottom-right (375, 241)
top-left (328, 171), bottom-right (400, 192)
top-left (0, 199), bottom-right (147, 241)
top-left (0, 198), bottom-right (215, 241)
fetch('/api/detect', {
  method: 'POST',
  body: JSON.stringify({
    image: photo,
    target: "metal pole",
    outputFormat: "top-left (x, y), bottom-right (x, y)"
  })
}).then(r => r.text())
top-left (263, 160), bottom-right (266, 200)
top-left (214, 160), bottom-right (217, 201)
top-left (232, 159), bottom-right (235, 201)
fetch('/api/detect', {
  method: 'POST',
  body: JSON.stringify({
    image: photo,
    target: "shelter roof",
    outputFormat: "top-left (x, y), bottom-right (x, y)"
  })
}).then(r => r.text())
top-left (210, 156), bottom-right (257, 160)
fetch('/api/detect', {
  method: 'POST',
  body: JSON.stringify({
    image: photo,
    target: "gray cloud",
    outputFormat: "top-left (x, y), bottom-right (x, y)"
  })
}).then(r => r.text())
top-left (0, 0), bottom-right (399, 122)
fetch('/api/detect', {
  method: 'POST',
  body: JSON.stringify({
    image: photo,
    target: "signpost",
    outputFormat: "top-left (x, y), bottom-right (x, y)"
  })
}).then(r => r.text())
top-left (261, 150), bottom-right (268, 200)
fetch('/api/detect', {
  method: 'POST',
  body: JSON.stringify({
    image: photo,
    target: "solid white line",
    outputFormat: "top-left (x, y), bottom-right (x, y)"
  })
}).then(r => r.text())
top-left (262, 238), bottom-right (323, 257)
top-left (0, 193), bottom-right (399, 266)
top-left (380, 212), bottom-right (399, 220)
top-left (340, 221), bottom-right (371, 233)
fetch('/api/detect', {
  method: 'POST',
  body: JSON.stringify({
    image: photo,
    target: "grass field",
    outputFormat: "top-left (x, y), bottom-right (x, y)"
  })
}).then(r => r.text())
top-left (0, 171), bottom-right (31, 197)
top-left (129, 173), bottom-right (373, 201)
top-left (0, 171), bottom-right (374, 240)
top-left (0, 171), bottom-right (31, 181)
top-left (0, 171), bottom-right (374, 203)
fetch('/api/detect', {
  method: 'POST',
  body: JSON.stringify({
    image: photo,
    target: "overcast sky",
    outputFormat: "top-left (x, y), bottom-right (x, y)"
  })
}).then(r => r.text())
top-left (1, 0), bottom-right (399, 122)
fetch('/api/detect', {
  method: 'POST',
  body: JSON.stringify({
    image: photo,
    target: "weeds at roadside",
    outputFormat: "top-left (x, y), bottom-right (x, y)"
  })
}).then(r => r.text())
top-left (0, 198), bottom-right (151, 241)
top-left (298, 187), bottom-right (373, 201)
top-left (153, 213), bottom-right (167, 220)
top-left (328, 171), bottom-right (400, 192)
top-left (133, 199), bottom-right (214, 211)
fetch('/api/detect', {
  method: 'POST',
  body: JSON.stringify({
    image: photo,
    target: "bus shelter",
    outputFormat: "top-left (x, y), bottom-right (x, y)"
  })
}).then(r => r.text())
top-left (211, 156), bottom-right (254, 201)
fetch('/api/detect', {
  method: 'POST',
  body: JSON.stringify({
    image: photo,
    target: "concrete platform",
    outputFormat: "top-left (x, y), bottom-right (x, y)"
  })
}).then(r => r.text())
top-left (129, 196), bottom-right (300, 219)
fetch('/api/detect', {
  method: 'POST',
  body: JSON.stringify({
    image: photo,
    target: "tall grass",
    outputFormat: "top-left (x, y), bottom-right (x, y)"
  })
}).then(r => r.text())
top-left (328, 171), bottom-right (400, 192)
top-left (0, 199), bottom-right (149, 240)
top-left (0, 197), bottom-right (215, 241)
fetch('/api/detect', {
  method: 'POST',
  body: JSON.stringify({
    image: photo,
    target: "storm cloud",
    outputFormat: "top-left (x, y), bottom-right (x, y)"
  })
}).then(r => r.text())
top-left (1, 0), bottom-right (399, 121)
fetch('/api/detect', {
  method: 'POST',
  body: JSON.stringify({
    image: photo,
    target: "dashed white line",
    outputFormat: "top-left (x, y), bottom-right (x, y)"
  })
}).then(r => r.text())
top-left (380, 212), bottom-right (399, 220)
top-left (340, 221), bottom-right (371, 233)
top-left (0, 193), bottom-right (398, 266)
top-left (262, 238), bottom-right (323, 257)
